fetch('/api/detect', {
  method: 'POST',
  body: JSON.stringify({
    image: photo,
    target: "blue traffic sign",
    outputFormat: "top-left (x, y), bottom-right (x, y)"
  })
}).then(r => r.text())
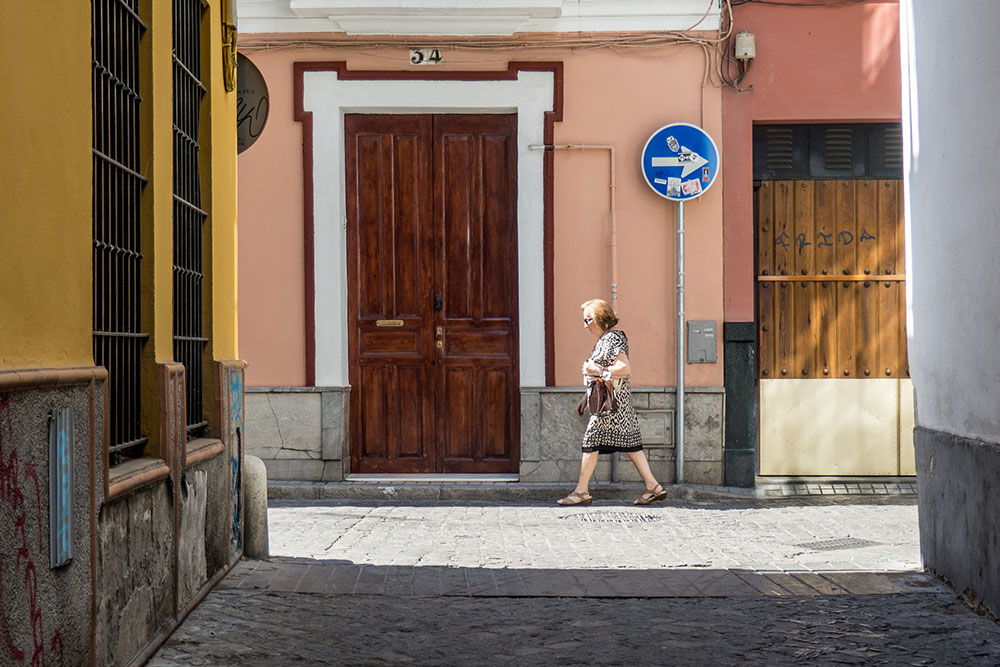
top-left (641, 123), bottom-right (720, 201)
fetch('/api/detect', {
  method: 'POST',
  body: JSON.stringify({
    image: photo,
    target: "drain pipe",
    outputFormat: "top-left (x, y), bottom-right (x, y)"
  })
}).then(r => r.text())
top-left (530, 143), bottom-right (620, 483)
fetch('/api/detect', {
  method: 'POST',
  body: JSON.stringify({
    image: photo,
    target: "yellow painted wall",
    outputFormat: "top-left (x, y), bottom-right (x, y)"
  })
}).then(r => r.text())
top-left (143, 0), bottom-right (176, 365)
top-left (138, 0), bottom-right (177, 457)
top-left (0, 5), bottom-right (93, 369)
top-left (207, 0), bottom-right (240, 362)
top-left (138, 0), bottom-right (238, 367)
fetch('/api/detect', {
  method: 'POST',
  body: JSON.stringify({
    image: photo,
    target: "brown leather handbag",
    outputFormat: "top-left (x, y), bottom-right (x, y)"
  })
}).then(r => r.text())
top-left (576, 376), bottom-right (618, 417)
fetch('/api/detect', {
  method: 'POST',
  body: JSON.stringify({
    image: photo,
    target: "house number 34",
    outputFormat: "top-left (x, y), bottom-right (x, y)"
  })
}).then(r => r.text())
top-left (410, 48), bottom-right (443, 65)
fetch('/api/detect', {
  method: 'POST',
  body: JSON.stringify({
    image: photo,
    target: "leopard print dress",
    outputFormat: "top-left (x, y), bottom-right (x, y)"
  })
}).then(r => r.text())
top-left (582, 329), bottom-right (643, 453)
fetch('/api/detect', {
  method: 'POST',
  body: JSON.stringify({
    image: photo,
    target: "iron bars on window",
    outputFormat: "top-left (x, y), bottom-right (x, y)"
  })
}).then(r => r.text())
top-left (173, 0), bottom-right (209, 438)
top-left (93, 0), bottom-right (150, 466)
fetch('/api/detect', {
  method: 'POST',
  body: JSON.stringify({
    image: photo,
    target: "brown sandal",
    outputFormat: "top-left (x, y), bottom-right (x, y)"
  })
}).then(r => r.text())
top-left (634, 485), bottom-right (667, 505)
top-left (556, 491), bottom-right (593, 506)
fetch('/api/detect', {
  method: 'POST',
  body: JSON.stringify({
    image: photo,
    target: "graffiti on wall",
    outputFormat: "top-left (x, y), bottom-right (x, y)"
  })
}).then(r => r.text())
top-left (0, 396), bottom-right (64, 666)
top-left (228, 368), bottom-right (243, 554)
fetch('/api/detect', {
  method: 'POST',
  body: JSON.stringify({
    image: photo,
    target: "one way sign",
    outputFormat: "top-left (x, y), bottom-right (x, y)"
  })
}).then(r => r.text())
top-left (641, 123), bottom-right (719, 201)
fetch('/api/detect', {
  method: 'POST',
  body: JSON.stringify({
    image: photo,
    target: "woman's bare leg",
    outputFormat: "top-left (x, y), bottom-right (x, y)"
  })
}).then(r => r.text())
top-left (626, 450), bottom-right (661, 491)
top-left (575, 451), bottom-right (600, 495)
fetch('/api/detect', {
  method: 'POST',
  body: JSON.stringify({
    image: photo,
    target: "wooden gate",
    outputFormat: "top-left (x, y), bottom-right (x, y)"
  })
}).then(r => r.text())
top-left (345, 113), bottom-right (520, 474)
top-left (757, 179), bottom-right (907, 380)
top-left (757, 179), bottom-right (913, 475)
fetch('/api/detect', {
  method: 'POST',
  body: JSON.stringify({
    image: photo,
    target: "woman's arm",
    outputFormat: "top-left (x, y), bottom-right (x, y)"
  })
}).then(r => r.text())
top-left (584, 354), bottom-right (631, 378)
top-left (605, 353), bottom-right (631, 379)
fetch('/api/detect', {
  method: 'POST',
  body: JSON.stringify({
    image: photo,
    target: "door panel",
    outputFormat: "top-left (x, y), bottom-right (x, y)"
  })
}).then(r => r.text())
top-left (347, 113), bottom-right (519, 474)
top-left (434, 115), bottom-right (519, 473)
top-left (347, 115), bottom-right (435, 473)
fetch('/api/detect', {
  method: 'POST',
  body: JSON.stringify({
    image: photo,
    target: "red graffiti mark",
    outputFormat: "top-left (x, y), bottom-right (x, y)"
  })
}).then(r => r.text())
top-left (22, 466), bottom-right (43, 556)
top-left (0, 395), bottom-right (63, 666)
top-left (50, 632), bottom-right (62, 665)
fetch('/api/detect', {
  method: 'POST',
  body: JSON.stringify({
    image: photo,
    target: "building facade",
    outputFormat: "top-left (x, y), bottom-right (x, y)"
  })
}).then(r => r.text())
top-left (237, 1), bottom-right (729, 485)
top-left (236, 0), bottom-right (908, 487)
top-left (0, 2), bottom-right (243, 665)
top-left (721, 0), bottom-right (909, 484)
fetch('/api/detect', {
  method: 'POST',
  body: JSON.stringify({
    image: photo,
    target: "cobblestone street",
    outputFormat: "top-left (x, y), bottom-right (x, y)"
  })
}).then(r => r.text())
top-left (149, 497), bottom-right (1000, 665)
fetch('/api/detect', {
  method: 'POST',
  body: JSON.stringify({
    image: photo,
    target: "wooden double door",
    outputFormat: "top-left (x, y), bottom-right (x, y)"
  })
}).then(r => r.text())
top-left (346, 114), bottom-right (520, 474)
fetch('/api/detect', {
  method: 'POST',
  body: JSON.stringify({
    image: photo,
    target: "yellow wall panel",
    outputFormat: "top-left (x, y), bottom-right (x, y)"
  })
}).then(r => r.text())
top-left (0, 5), bottom-right (93, 369)
top-left (207, 0), bottom-right (239, 361)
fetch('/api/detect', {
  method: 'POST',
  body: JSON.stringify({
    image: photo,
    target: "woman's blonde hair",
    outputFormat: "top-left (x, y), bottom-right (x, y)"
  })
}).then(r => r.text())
top-left (581, 299), bottom-right (618, 331)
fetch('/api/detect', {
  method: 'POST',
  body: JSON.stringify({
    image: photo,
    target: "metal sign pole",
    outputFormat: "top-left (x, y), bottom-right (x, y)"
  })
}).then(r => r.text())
top-left (676, 200), bottom-right (685, 484)
top-left (640, 122), bottom-right (717, 486)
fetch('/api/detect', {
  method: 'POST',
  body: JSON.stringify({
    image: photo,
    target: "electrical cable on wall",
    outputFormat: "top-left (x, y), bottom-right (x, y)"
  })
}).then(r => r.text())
top-left (731, 0), bottom-right (864, 6)
top-left (718, 6), bottom-right (754, 92)
top-left (240, 0), bottom-right (736, 55)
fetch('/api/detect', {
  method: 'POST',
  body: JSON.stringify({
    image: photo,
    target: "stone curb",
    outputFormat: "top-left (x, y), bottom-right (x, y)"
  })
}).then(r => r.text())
top-left (266, 481), bottom-right (917, 502)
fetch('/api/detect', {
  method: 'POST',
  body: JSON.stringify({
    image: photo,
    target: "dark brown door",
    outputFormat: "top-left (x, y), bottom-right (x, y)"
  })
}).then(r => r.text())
top-left (346, 114), bottom-right (519, 474)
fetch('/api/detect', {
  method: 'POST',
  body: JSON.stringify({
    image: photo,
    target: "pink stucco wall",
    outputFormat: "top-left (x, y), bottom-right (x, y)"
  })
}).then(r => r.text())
top-left (238, 40), bottom-right (725, 388)
top-left (722, 1), bottom-right (902, 322)
top-left (237, 51), bottom-right (307, 386)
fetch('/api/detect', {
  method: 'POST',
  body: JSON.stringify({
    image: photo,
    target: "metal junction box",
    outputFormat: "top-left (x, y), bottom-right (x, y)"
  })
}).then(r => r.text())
top-left (687, 320), bottom-right (717, 364)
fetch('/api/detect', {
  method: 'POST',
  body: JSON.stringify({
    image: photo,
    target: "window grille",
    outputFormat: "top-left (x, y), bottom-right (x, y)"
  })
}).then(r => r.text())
top-left (173, 0), bottom-right (209, 436)
top-left (93, 0), bottom-right (149, 465)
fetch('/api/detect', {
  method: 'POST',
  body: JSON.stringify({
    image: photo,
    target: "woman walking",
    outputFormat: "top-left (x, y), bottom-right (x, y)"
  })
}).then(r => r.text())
top-left (557, 299), bottom-right (667, 506)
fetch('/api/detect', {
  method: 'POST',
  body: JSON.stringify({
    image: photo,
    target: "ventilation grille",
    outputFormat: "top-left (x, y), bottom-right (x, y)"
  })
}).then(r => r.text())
top-left (881, 126), bottom-right (903, 171)
top-left (753, 123), bottom-right (903, 180)
top-left (823, 128), bottom-right (855, 171)
top-left (563, 511), bottom-right (663, 524)
top-left (794, 537), bottom-right (882, 552)
top-left (765, 127), bottom-right (795, 172)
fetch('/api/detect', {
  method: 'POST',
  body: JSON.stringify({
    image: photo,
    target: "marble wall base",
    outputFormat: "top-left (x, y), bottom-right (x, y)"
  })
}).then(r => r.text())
top-left (246, 388), bottom-right (347, 482)
top-left (246, 387), bottom-right (725, 484)
top-left (519, 388), bottom-right (725, 485)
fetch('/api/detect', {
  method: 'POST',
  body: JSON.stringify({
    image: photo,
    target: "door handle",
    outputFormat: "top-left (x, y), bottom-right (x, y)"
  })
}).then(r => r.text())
top-left (434, 293), bottom-right (443, 312)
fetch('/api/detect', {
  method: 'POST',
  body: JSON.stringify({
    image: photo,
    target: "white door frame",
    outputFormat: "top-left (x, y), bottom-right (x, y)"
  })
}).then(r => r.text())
top-left (301, 68), bottom-right (555, 388)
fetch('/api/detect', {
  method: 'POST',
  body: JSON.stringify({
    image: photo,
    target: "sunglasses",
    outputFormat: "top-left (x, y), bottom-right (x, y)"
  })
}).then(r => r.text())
top-left (583, 317), bottom-right (594, 325)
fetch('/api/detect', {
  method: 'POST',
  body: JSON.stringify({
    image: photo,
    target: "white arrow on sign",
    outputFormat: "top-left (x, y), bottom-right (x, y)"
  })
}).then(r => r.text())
top-left (651, 146), bottom-right (709, 178)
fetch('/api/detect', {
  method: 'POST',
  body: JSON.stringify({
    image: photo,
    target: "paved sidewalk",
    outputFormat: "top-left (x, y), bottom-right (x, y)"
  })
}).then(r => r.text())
top-left (264, 498), bottom-right (920, 572)
top-left (268, 479), bottom-right (918, 502)
top-left (149, 498), bottom-right (1000, 666)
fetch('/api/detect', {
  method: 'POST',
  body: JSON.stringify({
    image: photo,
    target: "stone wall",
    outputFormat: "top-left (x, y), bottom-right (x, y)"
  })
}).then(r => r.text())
top-left (0, 379), bottom-right (100, 667)
top-left (96, 361), bottom-right (246, 666)
top-left (246, 387), bottom-right (348, 481)
top-left (97, 481), bottom-right (174, 667)
top-left (247, 387), bottom-right (725, 484)
top-left (915, 428), bottom-right (1000, 616)
top-left (520, 388), bottom-right (724, 485)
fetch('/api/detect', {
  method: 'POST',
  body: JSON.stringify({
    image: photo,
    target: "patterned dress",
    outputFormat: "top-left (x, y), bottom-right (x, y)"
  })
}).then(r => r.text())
top-left (582, 329), bottom-right (643, 453)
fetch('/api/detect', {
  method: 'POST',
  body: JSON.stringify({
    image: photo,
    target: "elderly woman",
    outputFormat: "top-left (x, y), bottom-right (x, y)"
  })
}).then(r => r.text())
top-left (557, 299), bottom-right (667, 506)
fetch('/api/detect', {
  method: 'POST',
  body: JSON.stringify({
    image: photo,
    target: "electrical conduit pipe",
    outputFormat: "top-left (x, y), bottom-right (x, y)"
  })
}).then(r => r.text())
top-left (530, 143), bottom-right (620, 481)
